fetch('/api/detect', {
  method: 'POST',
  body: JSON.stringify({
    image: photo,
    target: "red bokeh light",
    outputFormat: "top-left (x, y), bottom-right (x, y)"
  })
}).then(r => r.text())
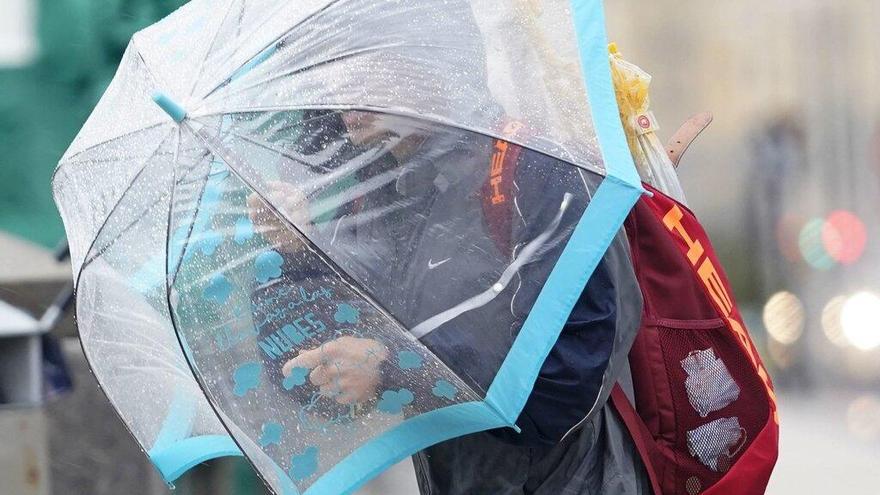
top-left (822, 210), bottom-right (867, 265)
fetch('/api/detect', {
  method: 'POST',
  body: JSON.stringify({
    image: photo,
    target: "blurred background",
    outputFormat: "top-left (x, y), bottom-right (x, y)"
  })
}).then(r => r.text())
top-left (608, 2), bottom-right (880, 492)
top-left (1, 0), bottom-right (878, 493)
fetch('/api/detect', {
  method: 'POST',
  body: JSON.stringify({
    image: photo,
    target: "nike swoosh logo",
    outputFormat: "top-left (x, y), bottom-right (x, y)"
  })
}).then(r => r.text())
top-left (427, 258), bottom-right (451, 270)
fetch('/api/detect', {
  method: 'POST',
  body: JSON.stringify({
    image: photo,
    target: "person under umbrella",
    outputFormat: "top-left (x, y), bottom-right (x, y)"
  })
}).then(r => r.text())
top-left (245, 30), bottom-right (650, 492)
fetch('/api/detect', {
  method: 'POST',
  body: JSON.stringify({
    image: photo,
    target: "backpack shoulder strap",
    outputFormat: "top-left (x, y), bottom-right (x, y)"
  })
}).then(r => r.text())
top-left (611, 385), bottom-right (663, 495)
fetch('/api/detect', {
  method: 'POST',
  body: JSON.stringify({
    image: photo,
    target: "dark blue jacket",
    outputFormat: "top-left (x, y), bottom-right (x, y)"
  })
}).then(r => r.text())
top-left (350, 140), bottom-right (619, 450)
top-left (265, 120), bottom-right (623, 450)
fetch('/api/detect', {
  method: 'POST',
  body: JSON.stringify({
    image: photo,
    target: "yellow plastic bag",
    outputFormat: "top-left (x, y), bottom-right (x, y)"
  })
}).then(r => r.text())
top-left (609, 43), bottom-right (687, 203)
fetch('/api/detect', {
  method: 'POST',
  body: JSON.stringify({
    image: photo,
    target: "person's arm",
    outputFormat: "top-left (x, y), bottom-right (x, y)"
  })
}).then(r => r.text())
top-left (247, 181), bottom-right (314, 253)
top-left (493, 259), bottom-right (618, 449)
top-left (490, 152), bottom-right (618, 449)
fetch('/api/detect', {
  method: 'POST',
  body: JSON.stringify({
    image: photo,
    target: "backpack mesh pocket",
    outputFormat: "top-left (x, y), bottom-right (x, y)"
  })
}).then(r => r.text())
top-left (680, 348), bottom-right (740, 418)
top-left (656, 324), bottom-right (769, 492)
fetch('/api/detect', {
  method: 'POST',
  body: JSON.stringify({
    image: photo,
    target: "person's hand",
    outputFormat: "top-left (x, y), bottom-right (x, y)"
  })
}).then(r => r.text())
top-left (246, 181), bottom-right (311, 250)
top-left (282, 337), bottom-right (389, 405)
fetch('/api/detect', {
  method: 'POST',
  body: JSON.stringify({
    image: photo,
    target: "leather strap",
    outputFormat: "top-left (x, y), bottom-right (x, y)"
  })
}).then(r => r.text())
top-left (666, 112), bottom-right (713, 168)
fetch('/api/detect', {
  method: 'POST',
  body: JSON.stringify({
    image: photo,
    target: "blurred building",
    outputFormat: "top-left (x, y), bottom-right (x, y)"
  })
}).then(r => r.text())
top-left (608, 0), bottom-right (880, 388)
top-left (608, 4), bottom-right (880, 492)
top-left (0, 0), bottom-right (187, 248)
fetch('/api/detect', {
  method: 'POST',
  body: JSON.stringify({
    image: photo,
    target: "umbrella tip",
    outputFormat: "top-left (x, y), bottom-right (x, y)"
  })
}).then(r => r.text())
top-left (151, 91), bottom-right (187, 123)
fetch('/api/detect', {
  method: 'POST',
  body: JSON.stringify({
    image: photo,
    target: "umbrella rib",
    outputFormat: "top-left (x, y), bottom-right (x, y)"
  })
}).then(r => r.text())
top-left (184, 0), bottom-right (239, 99)
top-left (197, 0), bottom-right (344, 100)
top-left (157, 136), bottom-right (283, 495)
top-left (219, 123), bottom-right (400, 193)
top-left (54, 123), bottom-right (168, 178)
top-left (183, 122), bottom-right (477, 397)
top-left (75, 129), bottom-right (175, 278)
top-left (219, 124), bottom-right (334, 171)
top-left (56, 41), bottom-right (171, 166)
top-left (58, 38), bottom-right (172, 170)
top-left (217, 123), bottom-right (405, 206)
top-left (208, 42), bottom-right (472, 103)
top-left (167, 154), bottom-right (216, 284)
top-left (81, 193), bottom-right (169, 272)
top-left (194, 104), bottom-right (605, 176)
top-left (131, 37), bottom-right (171, 94)
top-left (59, 148), bottom-right (175, 168)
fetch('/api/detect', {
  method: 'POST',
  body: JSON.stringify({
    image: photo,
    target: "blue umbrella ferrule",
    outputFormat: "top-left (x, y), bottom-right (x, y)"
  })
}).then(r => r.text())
top-left (152, 91), bottom-right (188, 123)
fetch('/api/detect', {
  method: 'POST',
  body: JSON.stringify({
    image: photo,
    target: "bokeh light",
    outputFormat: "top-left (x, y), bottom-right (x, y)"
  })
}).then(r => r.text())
top-left (822, 210), bottom-right (867, 265)
top-left (821, 295), bottom-right (849, 348)
top-left (841, 291), bottom-right (880, 351)
top-left (847, 395), bottom-right (880, 441)
top-left (798, 218), bottom-right (836, 270)
top-left (762, 291), bottom-right (805, 345)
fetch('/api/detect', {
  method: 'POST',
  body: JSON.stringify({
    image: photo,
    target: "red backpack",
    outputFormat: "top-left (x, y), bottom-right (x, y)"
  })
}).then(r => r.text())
top-left (612, 184), bottom-right (779, 495)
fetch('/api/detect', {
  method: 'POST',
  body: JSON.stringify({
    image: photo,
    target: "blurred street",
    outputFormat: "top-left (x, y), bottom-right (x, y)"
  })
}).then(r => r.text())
top-left (769, 392), bottom-right (880, 494)
top-left (9, 328), bottom-right (880, 494)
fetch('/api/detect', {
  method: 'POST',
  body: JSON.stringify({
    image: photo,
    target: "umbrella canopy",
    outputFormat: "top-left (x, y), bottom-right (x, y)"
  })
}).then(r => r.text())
top-left (52, 0), bottom-right (644, 493)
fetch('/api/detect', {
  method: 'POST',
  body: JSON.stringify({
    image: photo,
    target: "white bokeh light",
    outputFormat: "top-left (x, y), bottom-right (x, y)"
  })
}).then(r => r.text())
top-left (841, 291), bottom-right (880, 351)
top-left (763, 291), bottom-right (805, 345)
top-left (821, 295), bottom-right (849, 347)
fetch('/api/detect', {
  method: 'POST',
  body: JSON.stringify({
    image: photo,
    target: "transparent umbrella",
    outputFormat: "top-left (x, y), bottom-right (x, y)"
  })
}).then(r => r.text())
top-left (52, 1), bottom-right (645, 493)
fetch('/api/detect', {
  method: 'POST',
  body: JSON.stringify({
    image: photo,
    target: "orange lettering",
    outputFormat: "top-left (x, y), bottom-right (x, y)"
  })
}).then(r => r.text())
top-left (663, 205), bottom-right (705, 264)
top-left (490, 152), bottom-right (504, 176)
top-left (698, 259), bottom-right (734, 315)
top-left (663, 202), bottom-right (779, 425)
top-left (490, 176), bottom-right (505, 204)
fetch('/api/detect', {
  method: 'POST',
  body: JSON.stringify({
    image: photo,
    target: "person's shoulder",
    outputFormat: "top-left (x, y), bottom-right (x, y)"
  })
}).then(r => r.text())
top-left (515, 145), bottom-right (556, 163)
top-left (512, 144), bottom-right (579, 186)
